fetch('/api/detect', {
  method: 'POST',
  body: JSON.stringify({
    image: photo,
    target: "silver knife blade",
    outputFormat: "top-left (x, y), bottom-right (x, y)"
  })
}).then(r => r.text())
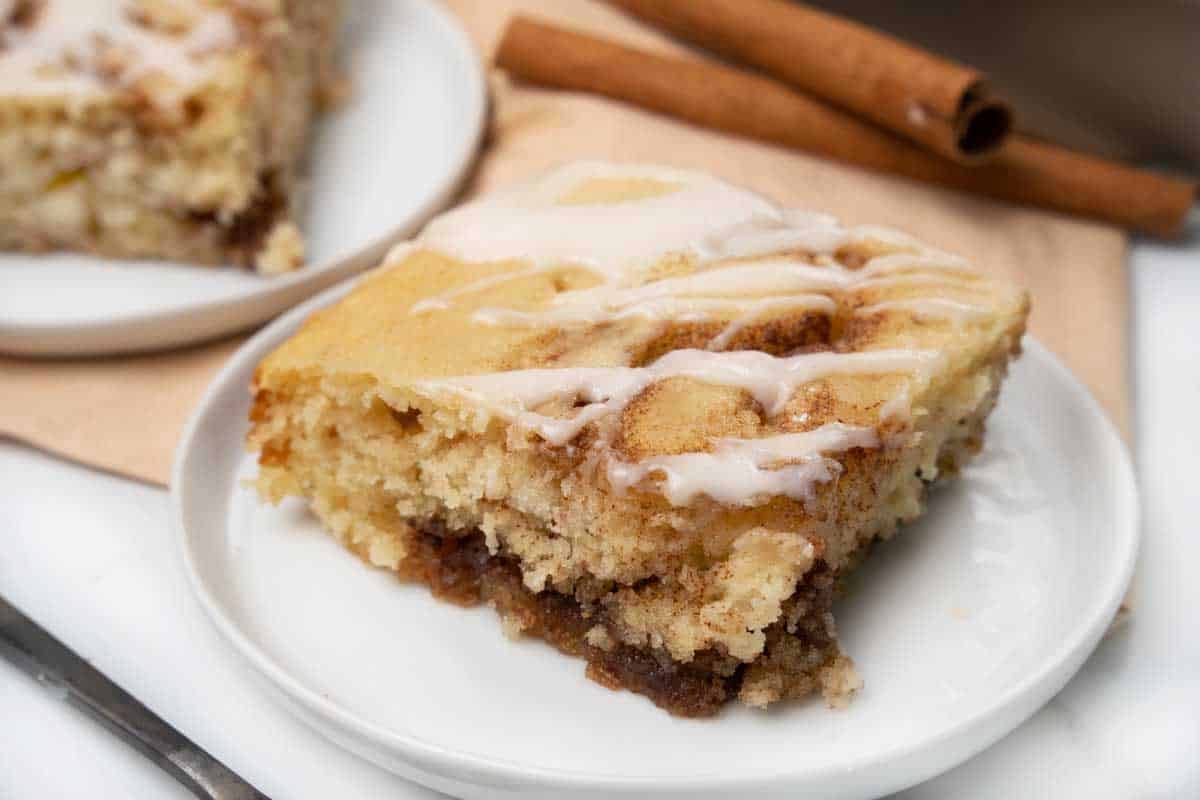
top-left (0, 594), bottom-right (270, 800)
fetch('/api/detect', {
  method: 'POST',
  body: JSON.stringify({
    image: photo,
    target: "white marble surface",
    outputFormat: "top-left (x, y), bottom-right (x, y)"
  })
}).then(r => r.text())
top-left (1, 232), bottom-right (1198, 799)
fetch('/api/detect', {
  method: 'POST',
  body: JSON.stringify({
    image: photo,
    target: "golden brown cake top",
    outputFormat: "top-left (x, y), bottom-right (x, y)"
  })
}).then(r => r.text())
top-left (259, 162), bottom-right (1028, 508)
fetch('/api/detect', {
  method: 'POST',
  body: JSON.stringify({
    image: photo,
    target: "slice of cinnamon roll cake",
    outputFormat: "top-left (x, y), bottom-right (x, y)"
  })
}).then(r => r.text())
top-left (249, 162), bottom-right (1029, 717)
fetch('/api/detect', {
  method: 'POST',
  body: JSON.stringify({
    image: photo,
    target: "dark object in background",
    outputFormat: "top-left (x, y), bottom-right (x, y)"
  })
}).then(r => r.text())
top-left (810, 0), bottom-right (1200, 171)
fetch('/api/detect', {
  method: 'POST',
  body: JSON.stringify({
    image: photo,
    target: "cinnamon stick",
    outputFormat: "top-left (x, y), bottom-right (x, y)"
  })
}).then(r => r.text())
top-left (607, 0), bottom-right (1013, 164)
top-left (496, 17), bottom-right (1196, 238)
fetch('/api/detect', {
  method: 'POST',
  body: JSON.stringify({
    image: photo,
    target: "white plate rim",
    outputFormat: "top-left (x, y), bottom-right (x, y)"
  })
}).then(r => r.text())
top-left (0, 0), bottom-right (486, 358)
top-left (172, 279), bottom-right (1140, 796)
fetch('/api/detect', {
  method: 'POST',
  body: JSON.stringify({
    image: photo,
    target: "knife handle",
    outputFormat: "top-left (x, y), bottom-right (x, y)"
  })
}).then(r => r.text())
top-left (0, 595), bottom-right (269, 800)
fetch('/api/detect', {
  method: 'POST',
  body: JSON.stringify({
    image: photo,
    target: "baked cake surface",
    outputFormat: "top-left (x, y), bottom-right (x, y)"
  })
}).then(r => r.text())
top-left (0, 0), bottom-right (342, 273)
top-left (250, 162), bottom-right (1029, 716)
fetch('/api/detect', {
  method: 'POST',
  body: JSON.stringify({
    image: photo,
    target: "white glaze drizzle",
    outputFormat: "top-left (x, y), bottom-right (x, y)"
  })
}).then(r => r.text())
top-left (856, 297), bottom-right (993, 323)
top-left (0, 0), bottom-right (239, 99)
top-left (545, 259), bottom-right (850, 304)
top-left (400, 163), bottom-right (992, 330)
top-left (414, 162), bottom-right (786, 278)
top-left (693, 209), bottom-right (850, 262)
top-left (417, 347), bottom-right (943, 447)
top-left (454, 258), bottom-right (987, 334)
top-left (466, 262), bottom-right (990, 328)
top-left (182, 11), bottom-right (237, 57)
top-left (399, 163), bottom-right (867, 319)
top-left (468, 260), bottom-right (846, 328)
top-left (394, 162), bottom-right (1002, 506)
top-left (851, 272), bottom-right (986, 292)
top-left (704, 297), bottom-right (836, 350)
top-left (877, 385), bottom-right (912, 422)
top-left (410, 263), bottom-right (604, 315)
top-left (474, 294), bottom-right (836, 330)
top-left (606, 422), bottom-right (879, 506)
top-left (856, 251), bottom-right (972, 276)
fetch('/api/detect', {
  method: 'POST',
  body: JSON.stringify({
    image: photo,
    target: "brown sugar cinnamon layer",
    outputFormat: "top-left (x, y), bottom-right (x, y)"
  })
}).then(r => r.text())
top-left (390, 524), bottom-right (846, 718)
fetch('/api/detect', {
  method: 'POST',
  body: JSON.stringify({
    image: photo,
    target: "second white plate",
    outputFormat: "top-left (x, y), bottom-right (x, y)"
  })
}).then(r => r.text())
top-left (173, 282), bottom-right (1138, 800)
top-left (0, 0), bottom-right (485, 357)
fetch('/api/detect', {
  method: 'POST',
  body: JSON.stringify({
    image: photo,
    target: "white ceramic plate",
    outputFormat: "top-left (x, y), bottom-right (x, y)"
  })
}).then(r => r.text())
top-left (0, 0), bottom-right (485, 357)
top-left (173, 282), bottom-right (1139, 800)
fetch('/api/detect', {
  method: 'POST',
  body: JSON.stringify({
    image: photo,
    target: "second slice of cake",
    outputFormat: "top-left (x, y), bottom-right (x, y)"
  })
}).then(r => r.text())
top-left (250, 162), bottom-right (1029, 716)
top-left (0, 0), bottom-right (342, 273)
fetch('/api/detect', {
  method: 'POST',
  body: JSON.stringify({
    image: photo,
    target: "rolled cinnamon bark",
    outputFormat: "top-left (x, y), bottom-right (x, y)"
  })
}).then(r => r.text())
top-left (496, 17), bottom-right (1196, 238)
top-left (606, 0), bottom-right (1013, 164)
